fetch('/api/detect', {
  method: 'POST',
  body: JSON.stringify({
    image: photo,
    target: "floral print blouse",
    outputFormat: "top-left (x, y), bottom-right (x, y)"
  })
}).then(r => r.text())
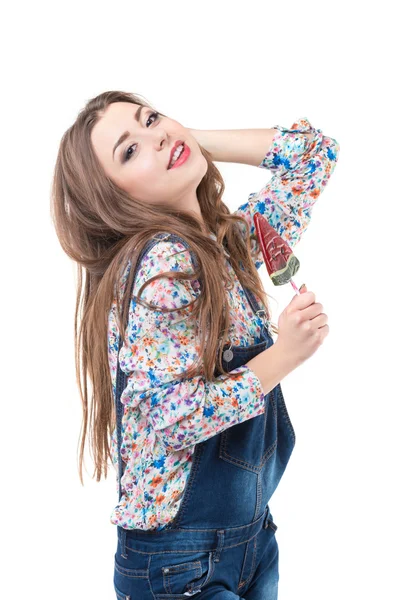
top-left (108, 117), bottom-right (340, 530)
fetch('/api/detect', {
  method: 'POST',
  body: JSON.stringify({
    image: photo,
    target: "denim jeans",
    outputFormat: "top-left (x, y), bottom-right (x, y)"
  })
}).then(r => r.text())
top-left (113, 233), bottom-right (296, 599)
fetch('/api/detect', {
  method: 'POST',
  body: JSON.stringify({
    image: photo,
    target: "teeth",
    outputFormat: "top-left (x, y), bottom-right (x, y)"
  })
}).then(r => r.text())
top-left (169, 144), bottom-right (184, 168)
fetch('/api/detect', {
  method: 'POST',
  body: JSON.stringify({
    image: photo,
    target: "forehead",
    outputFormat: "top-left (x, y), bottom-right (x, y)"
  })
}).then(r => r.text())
top-left (91, 102), bottom-right (142, 161)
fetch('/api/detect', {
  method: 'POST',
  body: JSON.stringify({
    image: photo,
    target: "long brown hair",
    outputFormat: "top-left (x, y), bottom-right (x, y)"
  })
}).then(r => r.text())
top-left (50, 90), bottom-right (278, 485)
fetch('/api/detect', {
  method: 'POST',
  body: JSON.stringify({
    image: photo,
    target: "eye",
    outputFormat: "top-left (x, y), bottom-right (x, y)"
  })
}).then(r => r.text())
top-left (123, 111), bottom-right (160, 162)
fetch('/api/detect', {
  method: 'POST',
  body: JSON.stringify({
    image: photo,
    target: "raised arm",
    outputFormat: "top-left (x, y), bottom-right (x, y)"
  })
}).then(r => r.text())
top-left (191, 118), bottom-right (340, 270)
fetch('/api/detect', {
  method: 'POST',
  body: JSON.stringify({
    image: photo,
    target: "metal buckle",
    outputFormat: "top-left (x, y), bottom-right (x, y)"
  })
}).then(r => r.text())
top-left (255, 309), bottom-right (272, 337)
top-left (222, 342), bottom-right (233, 362)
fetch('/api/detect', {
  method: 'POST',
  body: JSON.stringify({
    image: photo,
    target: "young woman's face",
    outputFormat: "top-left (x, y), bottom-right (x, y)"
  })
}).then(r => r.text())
top-left (91, 102), bottom-right (208, 208)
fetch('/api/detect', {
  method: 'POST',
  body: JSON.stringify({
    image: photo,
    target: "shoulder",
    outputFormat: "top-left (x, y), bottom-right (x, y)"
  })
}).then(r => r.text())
top-left (133, 236), bottom-right (200, 309)
top-left (142, 235), bottom-right (195, 269)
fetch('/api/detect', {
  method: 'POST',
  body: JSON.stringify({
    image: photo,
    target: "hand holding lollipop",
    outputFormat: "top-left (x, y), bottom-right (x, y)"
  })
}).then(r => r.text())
top-left (254, 211), bottom-right (330, 367)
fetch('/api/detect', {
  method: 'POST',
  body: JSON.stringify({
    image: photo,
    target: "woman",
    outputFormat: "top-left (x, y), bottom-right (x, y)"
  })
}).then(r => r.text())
top-left (51, 90), bottom-right (340, 599)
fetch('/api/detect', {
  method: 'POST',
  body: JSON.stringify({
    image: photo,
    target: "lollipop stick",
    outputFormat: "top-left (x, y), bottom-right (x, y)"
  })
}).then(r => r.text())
top-left (290, 278), bottom-right (301, 295)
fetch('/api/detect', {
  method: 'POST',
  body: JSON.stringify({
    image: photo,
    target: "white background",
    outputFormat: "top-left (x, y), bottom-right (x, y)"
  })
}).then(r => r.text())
top-left (1, 0), bottom-right (398, 598)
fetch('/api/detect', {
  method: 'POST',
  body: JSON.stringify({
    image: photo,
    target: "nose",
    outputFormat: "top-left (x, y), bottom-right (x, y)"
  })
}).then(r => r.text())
top-left (153, 127), bottom-right (168, 149)
top-left (153, 129), bottom-right (169, 164)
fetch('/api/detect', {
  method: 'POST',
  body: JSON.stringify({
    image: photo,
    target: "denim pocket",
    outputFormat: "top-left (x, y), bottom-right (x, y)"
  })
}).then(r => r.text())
top-left (114, 584), bottom-right (130, 600)
top-left (149, 550), bottom-right (215, 598)
top-left (219, 390), bottom-right (278, 473)
top-left (114, 552), bottom-right (151, 599)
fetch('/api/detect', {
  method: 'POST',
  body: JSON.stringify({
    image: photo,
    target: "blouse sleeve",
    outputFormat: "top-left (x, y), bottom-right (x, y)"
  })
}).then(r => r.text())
top-left (234, 117), bottom-right (340, 270)
top-left (118, 238), bottom-right (266, 453)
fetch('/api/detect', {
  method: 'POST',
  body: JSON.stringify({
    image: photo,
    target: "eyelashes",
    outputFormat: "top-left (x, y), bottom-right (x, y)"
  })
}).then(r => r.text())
top-left (122, 111), bottom-right (160, 163)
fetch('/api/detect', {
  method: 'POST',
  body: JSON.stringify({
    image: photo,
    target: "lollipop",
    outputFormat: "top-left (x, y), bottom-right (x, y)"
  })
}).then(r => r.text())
top-left (253, 212), bottom-right (301, 295)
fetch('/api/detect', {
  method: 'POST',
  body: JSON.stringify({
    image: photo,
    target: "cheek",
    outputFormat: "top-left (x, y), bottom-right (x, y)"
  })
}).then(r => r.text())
top-left (125, 161), bottom-right (167, 198)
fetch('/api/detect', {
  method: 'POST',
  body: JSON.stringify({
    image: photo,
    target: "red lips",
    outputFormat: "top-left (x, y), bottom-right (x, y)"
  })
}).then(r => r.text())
top-left (168, 140), bottom-right (185, 169)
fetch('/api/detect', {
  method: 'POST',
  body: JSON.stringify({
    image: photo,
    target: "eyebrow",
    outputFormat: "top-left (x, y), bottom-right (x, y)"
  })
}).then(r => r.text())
top-left (112, 105), bottom-right (145, 161)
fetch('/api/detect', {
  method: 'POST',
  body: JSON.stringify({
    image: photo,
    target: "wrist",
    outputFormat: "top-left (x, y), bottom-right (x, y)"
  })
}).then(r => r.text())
top-left (273, 338), bottom-right (302, 374)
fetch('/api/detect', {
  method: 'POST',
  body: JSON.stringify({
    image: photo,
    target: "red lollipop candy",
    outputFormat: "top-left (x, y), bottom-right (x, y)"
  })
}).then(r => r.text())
top-left (254, 212), bottom-right (301, 294)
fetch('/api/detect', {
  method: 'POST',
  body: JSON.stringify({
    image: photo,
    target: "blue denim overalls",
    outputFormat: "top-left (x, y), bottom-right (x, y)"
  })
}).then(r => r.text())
top-left (113, 233), bottom-right (296, 600)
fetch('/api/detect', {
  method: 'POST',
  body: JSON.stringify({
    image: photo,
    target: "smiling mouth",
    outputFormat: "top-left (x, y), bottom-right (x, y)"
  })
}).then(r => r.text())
top-left (168, 143), bottom-right (186, 169)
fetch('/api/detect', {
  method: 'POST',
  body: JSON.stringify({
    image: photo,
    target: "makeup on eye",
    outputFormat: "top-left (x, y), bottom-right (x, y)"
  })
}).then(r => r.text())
top-left (122, 111), bottom-right (160, 163)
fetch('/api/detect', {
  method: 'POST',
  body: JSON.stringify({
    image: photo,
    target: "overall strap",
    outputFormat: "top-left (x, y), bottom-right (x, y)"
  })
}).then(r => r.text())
top-left (242, 285), bottom-right (270, 331)
top-left (237, 259), bottom-right (271, 336)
